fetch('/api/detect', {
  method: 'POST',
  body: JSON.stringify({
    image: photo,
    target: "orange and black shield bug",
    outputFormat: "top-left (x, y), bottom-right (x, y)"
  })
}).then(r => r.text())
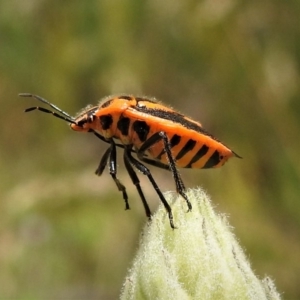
top-left (20, 93), bottom-right (241, 228)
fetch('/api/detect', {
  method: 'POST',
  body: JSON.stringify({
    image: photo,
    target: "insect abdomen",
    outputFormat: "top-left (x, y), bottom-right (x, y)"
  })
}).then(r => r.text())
top-left (149, 130), bottom-right (234, 169)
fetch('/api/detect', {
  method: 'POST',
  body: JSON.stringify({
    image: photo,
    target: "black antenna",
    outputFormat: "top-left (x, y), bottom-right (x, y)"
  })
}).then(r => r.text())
top-left (19, 93), bottom-right (76, 124)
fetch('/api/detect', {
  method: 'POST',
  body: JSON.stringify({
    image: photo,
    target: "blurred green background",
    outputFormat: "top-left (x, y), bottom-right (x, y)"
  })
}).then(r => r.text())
top-left (1, 0), bottom-right (300, 299)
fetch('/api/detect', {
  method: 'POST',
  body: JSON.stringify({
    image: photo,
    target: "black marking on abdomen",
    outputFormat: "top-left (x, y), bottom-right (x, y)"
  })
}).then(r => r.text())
top-left (185, 144), bottom-right (209, 168)
top-left (203, 150), bottom-right (221, 168)
top-left (100, 114), bottom-right (113, 130)
top-left (117, 117), bottom-right (131, 136)
top-left (156, 134), bottom-right (181, 160)
top-left (133, 120), bottom-right (150, 142)
top-left (176, 139), bottom-right (196, 160)
top-left (170, 134), bottom-right (181, 147)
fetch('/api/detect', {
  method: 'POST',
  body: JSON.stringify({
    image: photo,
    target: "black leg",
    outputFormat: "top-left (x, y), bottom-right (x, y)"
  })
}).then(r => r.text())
top-left (95, 140), bottom-right (129, 210)
top-left (124, 146), bottom-right (175, 229)
top-left (138, 131), bottom-right (192, 212)
top-left (95, 146), bottom-right (111, 176)
top-left (93, 131), bottom-right (136, 153)
top-left (138, 157), bottom-right (171, 170)
top-left (123, 150), bottom-right (152, 220)
top-left (158, 132), bottom-right (192, 211)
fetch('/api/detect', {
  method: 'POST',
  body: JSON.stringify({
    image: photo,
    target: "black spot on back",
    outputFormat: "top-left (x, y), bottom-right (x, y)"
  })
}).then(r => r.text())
top-left (117, 117), bottom-right (131, 136)
top-left (133, 120), bottom-right (150, 142)
top-left (100, 114), bottom-right (113, 130)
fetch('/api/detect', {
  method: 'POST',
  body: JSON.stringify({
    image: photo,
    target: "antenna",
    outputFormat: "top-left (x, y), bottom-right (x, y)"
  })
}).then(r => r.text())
top-left (19, 93), bottom-right (76, 124)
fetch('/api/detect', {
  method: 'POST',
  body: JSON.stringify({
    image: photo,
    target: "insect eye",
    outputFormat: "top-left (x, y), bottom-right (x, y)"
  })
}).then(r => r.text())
top-left (76, 119), bottom-right (86, 127)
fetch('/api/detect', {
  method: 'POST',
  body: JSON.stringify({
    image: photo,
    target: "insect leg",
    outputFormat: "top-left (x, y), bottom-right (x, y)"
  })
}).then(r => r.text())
top-left (138, 131), bottom-right (192, 212)
top-left (93, 131), bottom-right (137, 153)
top-left (138, 157), bottom-right (171, 170)
top-left (159, 132), bottom-right (192, 211)
top-left (95, 140), bottom-right (129, 210)
top-left (95, 146), bottom-right (111, 176)
top-left (124, 146), bottom-right (175, 229)
top-left (123, 150), bottom-right (152, 221)
top-left (93, 131), bottom-right (112, 145)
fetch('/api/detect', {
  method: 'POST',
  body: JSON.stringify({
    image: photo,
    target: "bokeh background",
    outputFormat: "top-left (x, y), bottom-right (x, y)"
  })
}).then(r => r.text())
top-left (1, 0), bottom-right (300, 299)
